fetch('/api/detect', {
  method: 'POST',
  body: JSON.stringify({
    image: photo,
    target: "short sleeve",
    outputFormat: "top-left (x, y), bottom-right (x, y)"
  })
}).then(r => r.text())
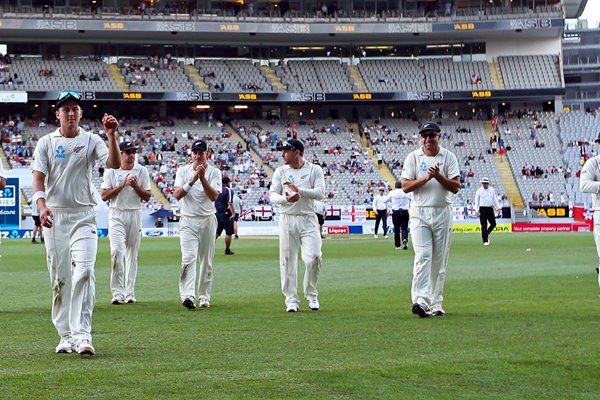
top-left (31, 136), bottom-right (49, 175)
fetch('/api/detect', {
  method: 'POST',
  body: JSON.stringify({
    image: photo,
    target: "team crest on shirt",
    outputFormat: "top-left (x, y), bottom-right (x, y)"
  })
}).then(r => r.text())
top-left (55, 146), bottom-right (66, 159)
top-left (73, 146), bottom-right (85, 154)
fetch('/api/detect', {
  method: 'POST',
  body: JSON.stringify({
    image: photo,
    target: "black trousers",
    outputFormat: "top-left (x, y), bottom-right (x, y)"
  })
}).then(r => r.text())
top-left (479, 206), bottom-right (497, 243)
top-left (392, 209), bottom-right (410, 248)
top-left (374, 209), bottom-right (388, 235)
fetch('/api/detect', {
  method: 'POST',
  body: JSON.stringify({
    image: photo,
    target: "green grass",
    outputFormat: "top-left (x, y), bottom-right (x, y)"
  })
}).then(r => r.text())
top-left (1, 233), bottom-right (600, 399)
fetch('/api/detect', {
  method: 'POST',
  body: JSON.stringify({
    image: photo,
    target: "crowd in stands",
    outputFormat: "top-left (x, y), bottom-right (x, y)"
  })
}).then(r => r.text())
top-left (1, 109), bottom-right (595, 214)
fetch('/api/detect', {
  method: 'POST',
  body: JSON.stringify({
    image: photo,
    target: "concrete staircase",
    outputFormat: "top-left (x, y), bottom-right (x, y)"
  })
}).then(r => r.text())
top-left (483, 121), bottom-right (524, 209)
top-left (226, 123), bottom-right (274, 178)
top-left (149, 182), bottom-right (171, 208)
top-left (353, 123), bottom-right (397, 185)
top-left (260, 65), bottom-right (287, 92)
top-left (348, 65), bottom-right (368, 92)
top-left (489, 62), bottom-right (505, 90)
top-left (185, 65), bottom-right (210, 91)
top-left (108, 64), bottom-right (129, 91)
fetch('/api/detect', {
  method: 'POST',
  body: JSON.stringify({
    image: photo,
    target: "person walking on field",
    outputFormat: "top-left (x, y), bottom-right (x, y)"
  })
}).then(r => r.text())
top-left (389, 181), bottom-right (411, 250)
top-left (101, 141), bottom-right (151, 305)
top-left (401, 121), bottom-right (460, 318)
top-left (579, 132), bottom-right (600, 298)
top-left (270, 139), bottom-right (326, 312)
top-left (215, 176), bottom-right (235, 255)
top-left (314, 199), bottom-right (326, 239)
top-left (32, 90), bottom-right (121, 355)
top-left (31, 195), bottom-right (44, 244)
top-left (232, 192), bottom-right (243, 239)
top-left (474, 177), bottom-right (499, 246)
top-left (372, 187), bottom-right (390, 238)
top-left (174, 140), bottom-right (221, 310)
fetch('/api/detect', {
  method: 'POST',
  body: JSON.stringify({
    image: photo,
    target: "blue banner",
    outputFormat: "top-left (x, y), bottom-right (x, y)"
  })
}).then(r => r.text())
top-left (0, 177), bottom-right (20, 230)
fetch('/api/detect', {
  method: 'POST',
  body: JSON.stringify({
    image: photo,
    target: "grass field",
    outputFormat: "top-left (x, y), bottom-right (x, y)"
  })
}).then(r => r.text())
top-left (1, 232), bottom-right (600, 399)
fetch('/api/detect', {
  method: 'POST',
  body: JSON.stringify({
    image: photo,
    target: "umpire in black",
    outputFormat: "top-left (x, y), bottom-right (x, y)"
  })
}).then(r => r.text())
top-left (216, 176), bottom-right (235, 255)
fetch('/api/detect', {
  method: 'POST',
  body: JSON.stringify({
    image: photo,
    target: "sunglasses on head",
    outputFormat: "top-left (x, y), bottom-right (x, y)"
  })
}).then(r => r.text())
top-left (57, 91), bottom-right (81, 101)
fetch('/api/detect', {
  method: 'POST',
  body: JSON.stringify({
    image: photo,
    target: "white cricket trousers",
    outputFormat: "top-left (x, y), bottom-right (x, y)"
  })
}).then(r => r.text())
top-left (108, 208), bottom-right (141, 298)
top-left (279, 213), bottom-right (322, 308)
top-left (410, 206), bottom-right (453, 309)
top-left (179, 214), bottom-right (217, 302)
top-left (44, 208), bottom-right (97, 344)
top-left (593, 210), bottom-right (600, 289)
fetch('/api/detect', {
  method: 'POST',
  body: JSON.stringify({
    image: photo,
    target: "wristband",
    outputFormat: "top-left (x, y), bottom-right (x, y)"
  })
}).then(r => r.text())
top-left (182, 183), bottom-right (192, 193)
top-left (32, 191), bottom-right (47, 204)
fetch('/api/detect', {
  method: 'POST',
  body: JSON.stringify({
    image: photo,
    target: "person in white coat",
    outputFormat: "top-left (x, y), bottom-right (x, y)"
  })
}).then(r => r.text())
top-left (372, 187), bottom-right (390, 238)
top-left (579, 132), bottom-right (600, 297)
top-left (389, 181), bottom-right (411, 250)
top-left (101, 141), bottom-right (151, 305)
top-left (474, 177), bottom-right (500, 246)
top-left (401, 121), bottom-right (460, 318)
top-left (32, 90), bottom-right (121, 355)
top-left (270, 139), bottom-right (326, 312)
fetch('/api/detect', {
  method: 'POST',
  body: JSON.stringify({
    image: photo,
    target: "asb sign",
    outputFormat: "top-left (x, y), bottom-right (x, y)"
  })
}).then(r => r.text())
top-left (0, 178), bottom-right (20, 230)
top-left (531, 206), bottom-right (568, 218)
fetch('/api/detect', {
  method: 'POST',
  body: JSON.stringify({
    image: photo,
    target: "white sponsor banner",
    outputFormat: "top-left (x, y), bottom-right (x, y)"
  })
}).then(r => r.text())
top-left (341, 205), bottom-right (366, 223)
top-left (0, 91), bottom-right (27, 103)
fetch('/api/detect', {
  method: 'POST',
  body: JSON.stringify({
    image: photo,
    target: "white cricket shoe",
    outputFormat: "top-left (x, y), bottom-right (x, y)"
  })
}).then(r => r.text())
top-left (76, 339), bottom-right (95, 355)
top-left (125, 294), bottom-right (136, 304)
top-left (431, 305), bottom-right (446, 316)
top-left (308, 298), bottom-right (320, 311)
top-left (111, 294), bottom-right (126, 304)
top-left (55, 337), bottom-right (74, 353)
top-left (483, 241), bottom-right (490, 246)
top-left (199, 298), bottom-right (210, 308)
top-left (374, 234), bottom-right (378, 239)
top-left (286, 304), bottom-right (299, 312)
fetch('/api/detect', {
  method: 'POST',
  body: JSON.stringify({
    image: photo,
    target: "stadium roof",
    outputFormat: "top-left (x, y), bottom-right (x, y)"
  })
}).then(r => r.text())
top-left (564, 0), bottom-right (589, 19)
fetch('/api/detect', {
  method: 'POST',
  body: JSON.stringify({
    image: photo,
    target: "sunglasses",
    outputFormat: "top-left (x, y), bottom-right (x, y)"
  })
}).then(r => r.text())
top-left (421, 132), bottom-right (439, 139)
top-left (57, 90), bottom-right (81, 101)
top-left (123, 150), bottom-right (136, 155)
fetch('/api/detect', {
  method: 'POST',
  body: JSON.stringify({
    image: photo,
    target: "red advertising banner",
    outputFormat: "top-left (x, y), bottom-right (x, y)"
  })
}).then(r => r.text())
top-left (512, 223), bottom-right (594, 232)
top-left (572, 205), bottom-right (594, 222)
top-left (512, 223), bottom-right (573, 232)
top-left (573, 223), bottom-right (593, 232)
top-left (327, 226), bottom-right (349, 235)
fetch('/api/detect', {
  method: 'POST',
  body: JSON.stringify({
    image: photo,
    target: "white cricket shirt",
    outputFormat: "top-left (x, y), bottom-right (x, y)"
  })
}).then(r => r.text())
top-left (401, 146), bottom-right (460, 207)
top-left (580, 155), bottom-right (600, 210)
top-left (101, 164), bottom-right (151, 210)
top-left (175, 163), bottom-right (222, 217)
top-left (270, 161), bottom-right (326, 216)
top-left (31, 128), bottom-right (109, 209)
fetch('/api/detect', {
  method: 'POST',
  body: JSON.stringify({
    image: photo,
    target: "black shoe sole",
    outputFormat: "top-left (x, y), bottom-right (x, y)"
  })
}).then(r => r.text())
top-left (412, 303), bottom-right (431, 318)
top-left (432, 311), bottom-right (445, 316)
top-left (183, 299), bottom-right (196, 310)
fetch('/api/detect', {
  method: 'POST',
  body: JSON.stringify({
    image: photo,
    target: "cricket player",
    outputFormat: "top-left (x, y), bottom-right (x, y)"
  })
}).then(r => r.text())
top-left (270, 139), bottom-right (326, 312)
top-left (215, 176), bottom-right (235, 255)
top-left (174, 140), bottom-right (221, 310)
top-left (401, 121), bottom-right (460, 318)
top-left (32, 90), bottom-right (120, 355)
top-left (579, 132), bottom-right (600, 296)
top-left (101, 141), bottom-right (151, 305)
